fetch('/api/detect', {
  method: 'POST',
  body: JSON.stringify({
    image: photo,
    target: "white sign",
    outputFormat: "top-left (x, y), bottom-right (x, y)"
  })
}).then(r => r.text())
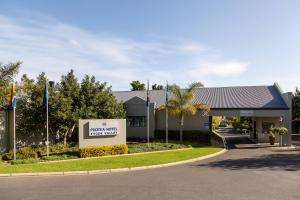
top-left (240, 110), bottom-right (254, 117)
top-left (89, 120), bottom-right (119, 136)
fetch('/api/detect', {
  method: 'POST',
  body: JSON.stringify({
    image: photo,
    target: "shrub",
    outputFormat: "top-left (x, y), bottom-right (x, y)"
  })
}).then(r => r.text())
top-left (79, 144), bottom-right (128, 158)
top-left (270, 126), bottom-right (288, 135)
top-left (154, 130), bottom-right (210, 143)
top-left (278, 127), bottom-right (288, 135)
top-left (1, 151), bottom-right (14, 161)
top-left (16, 147), bottom-right (38, 160)
top-left (1, 147), bottom-right (38, 161)
top-left (11, 158), bottom-right (39, 165)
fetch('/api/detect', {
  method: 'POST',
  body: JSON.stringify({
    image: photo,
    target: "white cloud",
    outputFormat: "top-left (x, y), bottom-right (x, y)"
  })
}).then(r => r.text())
top-left (188, 60), bottom-right (248, 78)
top-left (0, 14), bottom-right (248, 90)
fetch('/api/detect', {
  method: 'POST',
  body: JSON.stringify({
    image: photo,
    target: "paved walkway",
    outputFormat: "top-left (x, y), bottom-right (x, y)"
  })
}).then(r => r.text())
top-left (1, 145), bottom-right (300, 200)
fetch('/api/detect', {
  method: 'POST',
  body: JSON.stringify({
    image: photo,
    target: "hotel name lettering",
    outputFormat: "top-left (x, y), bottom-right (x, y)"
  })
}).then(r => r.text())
top-left (89, 126), bottom-right (118, 136)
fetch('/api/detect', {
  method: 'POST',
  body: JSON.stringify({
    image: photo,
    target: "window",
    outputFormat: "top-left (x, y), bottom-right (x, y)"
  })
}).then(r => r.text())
top-left (127, 116), bottom-right (146, 127)
top-left (262, 122), bottom-right (274, 133)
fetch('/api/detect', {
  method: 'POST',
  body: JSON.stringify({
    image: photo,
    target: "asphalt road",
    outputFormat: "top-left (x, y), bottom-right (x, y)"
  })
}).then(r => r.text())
top-left (1, 145), bottom-right (300, 200)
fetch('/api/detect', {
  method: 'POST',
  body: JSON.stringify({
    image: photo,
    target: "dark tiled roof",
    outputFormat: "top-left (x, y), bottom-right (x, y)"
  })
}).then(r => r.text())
top-left (113, 85), bottom-right (289, 109)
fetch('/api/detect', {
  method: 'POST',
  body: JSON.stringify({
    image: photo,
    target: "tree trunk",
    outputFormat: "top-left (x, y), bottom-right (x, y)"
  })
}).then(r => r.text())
top-left (63, 124), bottom-right (76, 147)
top-left (180, 114), bottom-right (184, 142)
top-left (63, 130), bottom-right (68, 146)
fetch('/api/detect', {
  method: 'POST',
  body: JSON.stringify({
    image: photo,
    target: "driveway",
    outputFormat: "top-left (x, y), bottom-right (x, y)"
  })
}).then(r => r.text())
top-left (1, 145), bottom-right (300, 200)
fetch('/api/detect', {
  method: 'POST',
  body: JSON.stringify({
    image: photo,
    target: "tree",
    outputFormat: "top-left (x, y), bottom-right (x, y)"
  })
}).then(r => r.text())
top-left (152, 84), bottom-right (164, 90)
top-left (54, 70), bottom-right (80, 146)
top-left (78, 75), bottom-right (125, 120)
top-left (16, 70), bottom-right (126, 146)
top-left (292, 87), bottom-right (300, 133)
top-left (212, 116), bottom-right (222, 130)
top-left (16, 73), bottom-right (59, 145)
top-left (159, 82), bottom-right (209, 142)
top-left (130, 80), bottom-right (145, 91)
top-left (0, 61), bottom-right (21, 105)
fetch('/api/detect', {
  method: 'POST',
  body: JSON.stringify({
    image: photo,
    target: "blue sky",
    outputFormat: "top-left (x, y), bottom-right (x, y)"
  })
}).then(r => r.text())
top-left (0, 0), bottom-right (299, 91)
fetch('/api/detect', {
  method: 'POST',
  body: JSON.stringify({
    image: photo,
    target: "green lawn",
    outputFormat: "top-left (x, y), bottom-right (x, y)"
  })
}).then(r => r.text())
top-left (0, 147), bottom-right (222, 174)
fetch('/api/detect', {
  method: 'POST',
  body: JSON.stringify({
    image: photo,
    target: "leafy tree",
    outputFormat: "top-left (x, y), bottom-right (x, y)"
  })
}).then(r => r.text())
top-left (0, 61), bottom-right (21, 105)
top-left (15, 70), bottom-right (125, 146)
top-left (78, 75), bottom-right (125, 119)
top-left (130, 80), bottom-right (145, 91)
top-left (152, 84), bottom-right (164, 90)
top-left (54, 70), bottom-right (80, 145)
top-left (293, 88), bottom-right (300, 120)
top-left (159, 82), bottom-right (209, 142)
top-left (212, 116), bottom-right (222, 129)
top-left (16, 73), bottom-right (58, 145)
top-left (292, 87), bottom-right (300, 132)
top-left (53, 72), bottom-right (125, 146)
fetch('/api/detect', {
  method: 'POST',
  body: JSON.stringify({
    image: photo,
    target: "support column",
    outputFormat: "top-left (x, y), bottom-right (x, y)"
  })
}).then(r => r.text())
top-left (209, 116), bottom-right (213, 132)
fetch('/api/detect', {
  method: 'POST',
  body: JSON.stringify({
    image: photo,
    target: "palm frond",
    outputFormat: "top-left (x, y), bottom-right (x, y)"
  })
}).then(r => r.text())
top-left (194, 103), bottom-right (210, 112)
top-left (157, 104), bottom-right (166, 111)
top-left (181, 92), bottom-right (193, 104)
top-left (186, 82), bottom-right (203, 93)
top-left (169, 84), bottom-right (181, 100)
top-left (182, 104), bottom-right (197, 116)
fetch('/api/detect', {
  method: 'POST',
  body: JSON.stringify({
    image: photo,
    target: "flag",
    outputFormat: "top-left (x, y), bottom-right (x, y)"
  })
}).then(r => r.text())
top-left (10, 84), bottom-right (16, 109)
top-left (146, 80), bottom-right (150, 107)
top-left (43, 83), bottom-right (48, 110)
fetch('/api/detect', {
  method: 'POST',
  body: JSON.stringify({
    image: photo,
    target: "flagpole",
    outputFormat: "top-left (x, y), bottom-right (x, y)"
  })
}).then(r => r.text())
top-left (10, 83), bottom-right (16, 161)
top-left (46, 83), bottom-right (49, 157)
top-left (13, 106), bottom-right (16, 160)
top-left (147, 80), bottom-right (150, 147)
top-left (166, 81), bottom-right (168, 144)
top-left (46, 97), bottom-right (49, 157)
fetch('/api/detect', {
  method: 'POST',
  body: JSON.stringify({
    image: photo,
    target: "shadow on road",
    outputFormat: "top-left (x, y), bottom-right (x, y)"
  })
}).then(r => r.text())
top-left (198, 152), bottom-right (300, 171)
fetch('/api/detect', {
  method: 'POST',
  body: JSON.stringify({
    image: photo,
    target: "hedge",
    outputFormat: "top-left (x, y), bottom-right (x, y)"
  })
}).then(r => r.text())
top-left (79, 144), bottom-right (128, 158)
top-left (154, 130), bottom-right (210, 143)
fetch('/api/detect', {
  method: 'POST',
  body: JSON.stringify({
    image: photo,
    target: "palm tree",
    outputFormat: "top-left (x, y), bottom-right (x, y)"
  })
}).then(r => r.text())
top-left (0, 61), bottom-right (21, 105)
top-left (159, 82), bottom-right (209, 142)
top-left (0, 61), bottom-right (21, 86)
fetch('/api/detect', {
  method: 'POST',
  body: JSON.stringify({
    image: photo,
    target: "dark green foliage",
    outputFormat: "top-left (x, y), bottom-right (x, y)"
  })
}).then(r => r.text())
top-left (152, 84), bottom-right (164, 90)
top-left (130, 80), bottom-right (145, 91)
top-left (11, 159), bottom-right (39, 165)
top-left (292, 88), bottom-right (300, 133)
top-left (16, 70), bottom-right (125, 145)
top-left (2, 147), bottom-right (37, 161)
top-left (1, 152), bottom-right (13, 161)
top-left (154, 130), bottom-right (210, 143)
top-left (1, 144), bottom-right (79, 162)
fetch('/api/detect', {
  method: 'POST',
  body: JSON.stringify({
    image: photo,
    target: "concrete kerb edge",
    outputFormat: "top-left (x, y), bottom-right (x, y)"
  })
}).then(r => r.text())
top-left (0, 148), bottom-right (227, 177)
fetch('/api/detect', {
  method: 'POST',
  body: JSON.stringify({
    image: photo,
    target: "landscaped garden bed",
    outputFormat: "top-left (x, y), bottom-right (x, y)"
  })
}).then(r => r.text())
top-left (0, 140), bottom-right (209, 165)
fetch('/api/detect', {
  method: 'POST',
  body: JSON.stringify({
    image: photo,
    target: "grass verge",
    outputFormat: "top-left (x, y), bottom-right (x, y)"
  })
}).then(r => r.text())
top-left (0, 147), bottom-right (222, 174)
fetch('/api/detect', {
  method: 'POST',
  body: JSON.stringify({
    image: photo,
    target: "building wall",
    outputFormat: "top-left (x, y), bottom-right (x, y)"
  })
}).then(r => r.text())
top-left (156, 110), bottom-right (209, 131)
top-left (124, 97), bottom-right (155, 138)
top-left (254, 117), bottom-right (280, 143)
top-left (0, 111), bottom-right (8, 153)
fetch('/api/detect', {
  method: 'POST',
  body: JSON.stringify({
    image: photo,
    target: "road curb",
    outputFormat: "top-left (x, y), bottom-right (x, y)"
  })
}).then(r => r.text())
top-left (0, 148), bottom-right (227, 178)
